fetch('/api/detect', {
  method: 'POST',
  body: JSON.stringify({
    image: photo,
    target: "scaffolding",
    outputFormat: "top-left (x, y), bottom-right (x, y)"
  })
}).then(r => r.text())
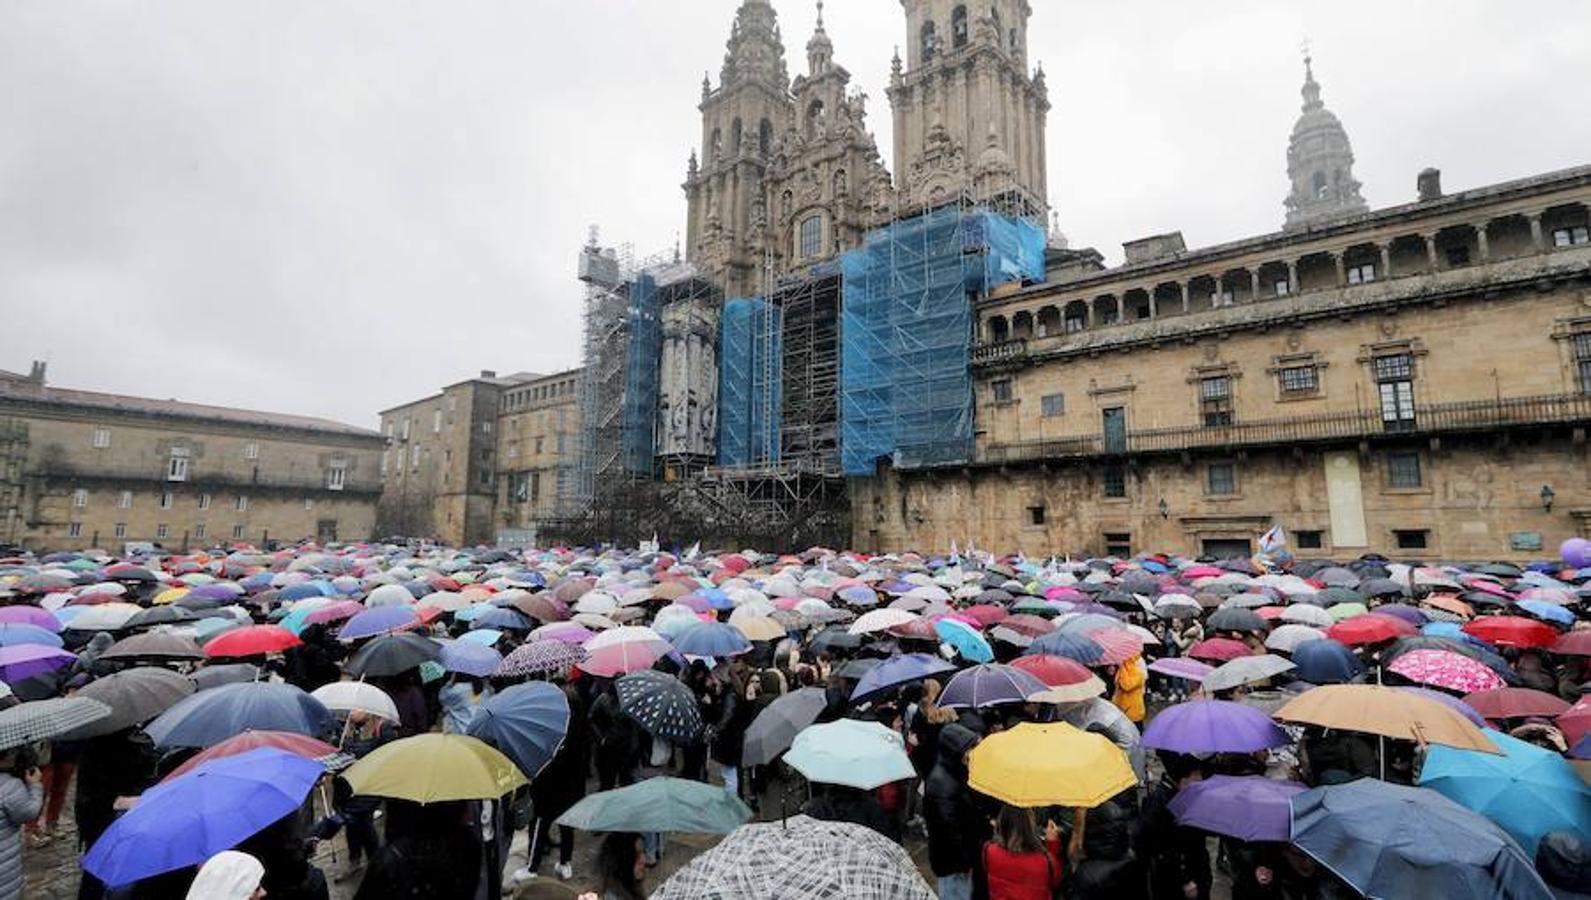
top-left (717, 297), bottom-right (781, 469)
top-left (773, 267), bottom-right (842, 471)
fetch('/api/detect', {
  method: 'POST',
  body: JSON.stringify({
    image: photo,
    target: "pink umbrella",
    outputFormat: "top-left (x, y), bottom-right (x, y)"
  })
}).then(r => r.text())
top-left (304, 600), bottom-right (363, 626)
top-left (1087, 628), bottom-right (1144, 665)
top-left (1044, 587), bottom-right (1086, 602)
top-left (0, 606), bottom-right (62, 633)
top-left (962, 605), bottom-right (1008, 627)
top-left (579, 642), bottom-right (666, 677)
top-left (1386, 649), bottom-right (1505, 694)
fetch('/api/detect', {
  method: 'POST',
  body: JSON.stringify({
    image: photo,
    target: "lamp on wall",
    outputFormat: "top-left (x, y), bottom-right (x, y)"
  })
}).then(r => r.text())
top-left (1541, 484), bottom-right (1555, 512)
top-left (1158, 497), bottom-right (1169, 519)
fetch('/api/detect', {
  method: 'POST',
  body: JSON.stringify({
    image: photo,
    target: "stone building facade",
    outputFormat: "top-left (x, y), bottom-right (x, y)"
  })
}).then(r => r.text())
top-left (495, 370), bottom-right (582, 541)
top-left (852, 162), bottom-right (1591, 560)
top-left (0, 364), bottom-right (382, 552)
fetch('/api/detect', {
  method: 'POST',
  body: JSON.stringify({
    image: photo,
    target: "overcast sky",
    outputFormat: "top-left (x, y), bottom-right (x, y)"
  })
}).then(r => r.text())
top-left (4, 1), bottom-right (1587, 429)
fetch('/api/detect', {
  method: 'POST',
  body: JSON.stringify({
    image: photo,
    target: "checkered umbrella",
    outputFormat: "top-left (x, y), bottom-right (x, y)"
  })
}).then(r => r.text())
top-left (0, 697), bottom-right (112, 751)
top-left (652, 814), bottom-right (935, 900)
top-left (615, 670), bottom-right (703, 745)
top-left (495, 639), bottom-right (587, 678)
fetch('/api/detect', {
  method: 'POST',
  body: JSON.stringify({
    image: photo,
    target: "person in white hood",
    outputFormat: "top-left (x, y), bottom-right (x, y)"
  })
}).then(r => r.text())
top-left (186, 850), bottom-right (266, 900)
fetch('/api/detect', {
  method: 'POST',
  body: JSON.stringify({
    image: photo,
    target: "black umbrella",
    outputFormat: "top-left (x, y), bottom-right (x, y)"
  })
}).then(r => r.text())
top-left (741, 687), bottom-right (826, 767)
top-left (1315, 587), bottom-right (1363, 606)
top-left (124, 606), bottom-right (198, 630)
top-left (1359, 578), bottom-right (1408, 598)
top-left (808, 626), bottom-right (862, 655)
top-left (345, 633), bottom-right (440, 678)
top-left (63, 668), bottom-right (195, 738)
top-left (836, 658), bottom-right (880, 680)
top-left (615, 670), bottom-right (704, 745)
top-left (192, 664), bottom-right (260, 690)
top-left (1208, 607), bottom-right (1268, 633)
top-left (101, 631), bottom-right (205, 661)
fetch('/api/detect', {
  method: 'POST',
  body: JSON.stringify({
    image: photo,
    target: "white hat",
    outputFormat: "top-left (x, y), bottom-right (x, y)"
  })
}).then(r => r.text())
top-left (186, 850), bottom-right (264, 900)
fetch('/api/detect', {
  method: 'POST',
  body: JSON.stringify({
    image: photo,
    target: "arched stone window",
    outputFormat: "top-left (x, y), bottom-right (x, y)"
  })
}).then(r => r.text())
top-left (951, 5), bottom-right (969, 48)
top-left (798, 214), bottom-right (824, 259)
top-left (1312, 170), bottom-right (1328, 199)
top-left (833, 169), bottom-right (847, 197)
top-left (806, 99), bottom-right (825, 138)
top-left (758, 118), bottom-right (773, 156)
top-left (730, 118), bottom-right (742, 155)
top-left (710, 128), bottom-right (722, 158)
top-left (987, 315), bottom-right (1010, 343)
top-left (780, 190), bottom-right (793, 221)
top-left (920, 20), bottom-right (937, 62)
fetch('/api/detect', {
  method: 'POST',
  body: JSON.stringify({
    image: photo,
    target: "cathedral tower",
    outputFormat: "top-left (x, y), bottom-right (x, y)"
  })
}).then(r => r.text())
top-left (1283, 54), bottom-right (1368, 230)
top-left (888, 0), bottom-right (1048, 215)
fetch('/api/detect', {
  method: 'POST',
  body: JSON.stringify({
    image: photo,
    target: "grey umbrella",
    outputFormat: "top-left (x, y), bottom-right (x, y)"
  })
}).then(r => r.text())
top-left (1201, 655), bottom-right (1298, 693)
top-left (0, 697), bottom-right (111, 751)
top-left (62, 668), bottom-right (195, 738)
top-left (191, 663), bottom-right (260, 690)
top-left (1209, 607), bottom-right (1268, 633)
top-left (741, 687), bottom-right (827, 767)
top-left (101, 631), bottom-right (204, 662)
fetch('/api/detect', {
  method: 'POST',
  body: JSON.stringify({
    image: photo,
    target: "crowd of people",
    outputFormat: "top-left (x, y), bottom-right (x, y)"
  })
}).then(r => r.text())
top-left (0, 539), bottom-right (1587, 899)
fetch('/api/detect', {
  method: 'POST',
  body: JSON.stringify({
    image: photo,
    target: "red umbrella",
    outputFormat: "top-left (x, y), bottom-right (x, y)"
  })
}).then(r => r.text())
top-left (1009, 654), bottom-right (1094, 687)
top-left (1462, 616), bottom-right (1559, 649)
top-left (1550, 630), bottom-right (1591, 657)
top-left (1327, 613), bottom-right (1416, 646)
top-left (1087, 628), bottom-right (1144, 665)
top-left (1558, 696), bottom-right (1591, 744)
top-left (159, 730), bottom-right (340, 782)
top-left (961, 605), bottom-right (1008, 627)
top-left (1256, 606), bottom-right (1288, 620)
top-left (203, 625), bottom-right (302, 658)
top-left (1188, 637), bottom-right (1251, 662)
top-left (999, 614), bottom-right (1055, 637)
top-left (889, 617), bottom-right (940, 640)
top-left (67, 593), bottom-right (121, 606)
top-left (1462, 687), bottom-right (1572, 721)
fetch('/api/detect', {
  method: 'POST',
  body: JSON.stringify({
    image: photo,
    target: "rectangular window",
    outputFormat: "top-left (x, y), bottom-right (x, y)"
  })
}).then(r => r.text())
top-left (433, 410), bottom-right (442, 433)
top-left (1387, 450), bottom-right (1423, 489)
top-left (1206, 462), bottom-right (1237, 495)
top-left (1574, 333), bottom-right (1591, 394)
top-left (380, 451), bottom-right (389, 476)
top-left (530, 471), bottom-right (542, 503)
top-left (198, 493), bottom-right (211, 510)
top-left (159, 491), bottom-right (174, 510)
top-left (479, 468), bottom-right (492, 488)
top-left (1347, 263), bottom-right (1376, 284)
top-left (156, 523), bottom-right (169, 540)
top-left (1374, 353), bottom-right (1416, 432)
top-left (410, 444), bottom-right (421, 469)
top-left (1216, 290), bottom-right (1235, 307)
top-left (1027, 505), bottom-right (1046, 526)
top-left (1104, 532), bottom-right (1132, 557)
top-left (1200, 376), bottom-right (1233, 426)
top-left (507, 442), bottom-right (519, 460)
top-left (481, 421), bottom-right (492, 434)
top-left (1103, 464), bottom-right (1127, 499)
top-left (1445, 245), bottom-right (1470, 267)
top-left (118, 490), bottom-right (133, 509)
top-left (114, 522), bottom-right (127, 539)
top-left (167, 448), bottom-right (190, 482)
top-left (384, 421), bottom-right (394, 439)
top-left (1063, 314), bottom-right (1086, 333)
top-left (512, 473), bottom-right (530, 502)
top-left (1273, 281), bottom-right (1291, 297)
top-left (327, 463), bottom-right (346, 491)
top-left (243, 442), bottom-right (258, 460)
top-left (234, 495), bottom-right (248, 511)
top-left (799, 215), bottom-right (823, 258)
top-left (232, 524), bottom-right (244, 539)
top-left (1279, 366), bottom-right (1318, 395)
top-left (72, 488), bottom-right (88, 508)
top-left (401, 418), bottom-right (411, 440)
top-left (67, 522), bottom-right (82, 538)
top-left (1553, 226), bottom-right (1589, 247)
top-left (534, 436), bottom-right (545, 455)
top-left (1040, 393), bottom-right (1066, 417)
top-left (193, 523), bottom-right (206, 539)
top-left (991, 379), bottom-right (1013, 403)
top-left (1294, 530), bottom-right (1323, 549)
top-left (1394, 529), bottom-right (1429, 550)
top-left (91, 427), bottom-right (111, 448)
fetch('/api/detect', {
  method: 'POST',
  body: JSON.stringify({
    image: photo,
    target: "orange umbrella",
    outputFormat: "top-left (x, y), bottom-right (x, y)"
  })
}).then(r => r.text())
top-left (1273, 684), bottom-right (1499, 754)
top-left (1420, 595), bottom-right (1474, 619)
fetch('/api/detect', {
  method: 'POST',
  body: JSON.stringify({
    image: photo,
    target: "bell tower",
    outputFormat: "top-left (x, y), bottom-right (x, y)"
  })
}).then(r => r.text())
top-left (1283, 53), bottom-right (1368, 230)
top-left (888, 0), bottom-right (1048, 215)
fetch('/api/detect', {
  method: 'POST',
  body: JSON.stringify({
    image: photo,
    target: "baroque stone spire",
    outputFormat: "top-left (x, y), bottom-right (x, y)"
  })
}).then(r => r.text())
top-left (1284, 53), bottom-right (1369, 230)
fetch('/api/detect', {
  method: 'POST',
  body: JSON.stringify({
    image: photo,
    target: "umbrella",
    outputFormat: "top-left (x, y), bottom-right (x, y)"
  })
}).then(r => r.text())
top-left (1169, 774), bottom-right (1307, 841)
top-left (1290, 639), bottom-right (1364, 684)
top-left (437, 640), bottom-right (502, 678)
top-left (82, 748), bottom-right (324, 888)
top-left (1463, 687), bottom-right (1571, 721)
top-left (1147, 657), bottom-right (1213, 682)
top-left (472, 607), bottom-right (533, 631)
top-left (1026, 631), bottom-right (1104, 665)
top-left (0, 644), bottom-right (75, 682)
top-left (1141, 699), bottom-right (1290, 754)
top-left (934, 618), bottom-right (994, 663)
top-left (310, 681), bottom-right (401, 721)
top-left (0, 606), bottom-right (61, 632)
top-left (585, 625), bottom-right (668, 653)
top-left (1517, 600), bottom-right (1575, 626)
top-left (1561, 697), bottom-right (1591, 744)
top-left (344, 632), bottom-right (441, 677)
top-left (122, 606), bottom-right (196, 630)
top-left (578, 641), bottom-right (667, 677)
top-left (1280, 604), bottom-right (1333, 628)
top-left (161, 730), bottom-right (348, 782)
top-left (849, 653), bottom-right (955, 702)
top-left (939, 664), bottom-right (1047, 709)
top-left (1152, 594), bottom-right (1202, 620)
top-left (848, 608), bottom-right (917, 636)
top-left (1289, 780), bottom-right (1553, 900)
top-left (495, 639), bottom-right (586, 678)
top-left (1208, 607), bottom-right (1267, 633)
top-left (0, 697), bottom-right (111, 751)
top-left (741, 686), bottom-right (826, 767)
top-left (1386, 649), bottom-right (1505, 693)
top-left (808, 625), bottom-right (863, 655)
top-left (63, 668), bottom-right (195, 738)
top-left (652, 815), bottom-right (934, 900)
top-left (729, 615), bottom-right (785, 642)
top-left (672, 622), bottom-right (751, 658)
top-left (1085, 627), bottom-right (1143, 665)
top-left (1008, 654), bottom-right (1095, 687)
top-left (1273, 684), bottom-right (1498, 753)
top-left (1463, 616), bottom-right (1559, 649)
top-left (1326, 602), bottom-right (1370, 621)
top-left (1264, 623), bottom-right (1325, 653)
top-left (1395, 686), bottom-right (1488, 726)
top-left (337, 606), bottom-right (420, 641)
top-left (203, 625), bottom-right (301, 659)
top-left (192, 663), bottom-right (260, 690)
top-left (784, 719), bottom-right (916, 789)
top-left (1550, 630), bottom-right (1591, 657)
top-left (1420, 728), bottom-right (1591, 857)
top-left (558, 776), bottom-right (752, 834)
top-left (466, 682), bottom-right (569, 779)
top-left (968, 721), bottom-right (1136, 808)
top-left (343, 733), bottom-right (528, 802)
top-left (1199, 655), bottom-right (1296, 693)
top-left (145, 681), bottom-right (334, 749)
top-left (616, 670), bottom-right (704, 744)
top-left (1327, 613), bottom-right (1416, 646)
top-left (1186, 637), bottom-right (1250, 662)
top-left (0, 623), bottom-right (62, 648)
top-left (100, 631), bottom-right (204, 661)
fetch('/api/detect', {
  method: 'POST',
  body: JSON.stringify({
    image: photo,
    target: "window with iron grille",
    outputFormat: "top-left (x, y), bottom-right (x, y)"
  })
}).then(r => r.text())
top-left (1279, 366), bottom-right (1318, 395)
top-left (1200, 376), bottom-right (1233, 426)
top-left (1206, 462), bottom-right (1237, 495)
top-left (799, 215), bottom-right (823, 258)
top-left (1103, 465), bottom-right (1127, 498)
top-left (1394, 529), bottom-right (1429, 550)
top-left (1553, 226), bottom-right (1589, 247)
top-left (1040, 393), bottom-right (1065, 417)
top-left (1103, 532), bottom-right (1132, 557)
top-left (1374, 354), bottom-right (1416, 431)
top-left (1387, 450), bottom-right (1422, 489)
top-left (1575, 333), bottom-right (1591, 394)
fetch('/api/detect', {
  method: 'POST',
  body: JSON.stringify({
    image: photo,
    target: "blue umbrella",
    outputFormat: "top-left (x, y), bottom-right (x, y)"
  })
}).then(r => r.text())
top-left (438, 640), bottom-right (503, 678)
top-left (466, 682), bottom-right (570, 779)
top-left (934, 618), bottom-right (993, 663)
top-left (672, 622), bottom-right (751, 658)
top-left (454, 602), bottom-right (494, 622)
top-left (0, 623), bottom-right (63, 649)
top-left (850, 653), bottom-right (957, 703)
top-left (277, 582), bottom-right (329, 601)
top-left (1420, 728), bottom-right (1591, 858)
top-left (837, 585), bottom-right (879, 606)
top-left (460, 629), bottom-right (503, 647)
top-left (144, 681), bottom-right (335, 749)
top-left (193, 618), bottom-right (242, 643)
top-left (339, 606), bottom-right (419, 641)
top-left (1571, 732), bottom-right (1589, 760)
top-left (700, 588), bottom-right (734, 611)
top-left (557, 776), bottom-right (751, 834)
top-left (82, 747), bottom-right (323, 887)
top-left (1290, 639), bottom-right (1364, 684)
top-left (1290, 780), bottom-right (1553, 900)
top-left (472, 607), bottom-right (533, 631)
top-left (1515, 600), bottom-right (1574, 626)
top-left (1026, 631), bottom-right (1104, 665)
top-left (784, 719), bottom-right (916, 789)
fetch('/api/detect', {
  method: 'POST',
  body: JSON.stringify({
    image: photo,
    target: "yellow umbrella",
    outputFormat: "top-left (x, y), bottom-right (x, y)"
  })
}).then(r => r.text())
top-left (730, 616), bottom-right (786, 642)
top-left (968, 722), bottom-right (1136, 808)
top-left (1272, 684), bottom-right (1499, 754)
top-left (152, 587), bottom-right (190, 605)
top-left (343, 733), bottom-right (527, 803)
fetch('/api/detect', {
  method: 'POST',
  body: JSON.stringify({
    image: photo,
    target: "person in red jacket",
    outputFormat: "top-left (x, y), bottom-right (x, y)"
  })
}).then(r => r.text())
top-left (983, 804), bottom-right (1065, 900)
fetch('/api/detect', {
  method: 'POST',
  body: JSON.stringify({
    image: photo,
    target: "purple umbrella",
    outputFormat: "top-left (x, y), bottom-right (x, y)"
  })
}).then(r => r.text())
top-left (1372, 604), bottom-right (1428, 626)
top-left (939, 664), bottom-right (1047, 709)
top-left (1148, 657), bottom-right (1214, 682)
top-left (1142, 700), bottom-right (1291, 754)
top-left (438, 640), bottom-right (502, 678)
top-left (1169, 775), bottom-right (1307, 841)
top-left (0, 645), bottom-right (76, 683)
top-left (338, 606), bottom-right (419, 641)
top-left (496, 640), bottom-right (587, 677)
top-left (1392, 686), bottom-right (1487, 726)
top-left (0, 607), bottom-right (62, 633)
top-left (850, 653), bottom-right (957, 703)
top-left (534, 623), bottom-right (594, 645)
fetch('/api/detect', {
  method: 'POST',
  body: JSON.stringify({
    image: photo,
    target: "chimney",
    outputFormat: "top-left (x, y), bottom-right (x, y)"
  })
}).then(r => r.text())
top-left (26, 361), bottom-right (46, 385)
top-left (1417, 168), bottom-right (1442, 202)
top-left (480, 370), bottom-right (497, 379)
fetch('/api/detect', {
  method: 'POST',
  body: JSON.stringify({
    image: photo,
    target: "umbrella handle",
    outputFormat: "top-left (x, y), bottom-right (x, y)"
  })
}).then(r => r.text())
top-left (527, 815), bottom-right (541, 870)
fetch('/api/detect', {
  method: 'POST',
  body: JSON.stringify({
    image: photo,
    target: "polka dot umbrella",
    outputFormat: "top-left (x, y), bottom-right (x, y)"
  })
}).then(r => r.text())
top-left (615, 670), bottom-right (704, 745)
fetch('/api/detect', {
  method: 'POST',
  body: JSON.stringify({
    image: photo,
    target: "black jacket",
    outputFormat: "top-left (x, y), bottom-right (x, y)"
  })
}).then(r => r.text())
top-left (923, 723), bottom-right (988, 877)
top-left (1136, 776), bottom-right (1211, 900)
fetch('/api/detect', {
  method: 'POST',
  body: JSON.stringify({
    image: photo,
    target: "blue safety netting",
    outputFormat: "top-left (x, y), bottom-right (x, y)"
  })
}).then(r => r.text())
top-left (839, 208), bottom-right (1045, 475)
top-left (621, 272), bottom-right (662, 475)
top-left (716, 297), bottom-right (781, 468)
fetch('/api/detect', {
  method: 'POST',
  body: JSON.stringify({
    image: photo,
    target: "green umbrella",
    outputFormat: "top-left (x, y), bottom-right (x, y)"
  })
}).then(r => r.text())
top-left (557, 776), bottom-right (751, 834)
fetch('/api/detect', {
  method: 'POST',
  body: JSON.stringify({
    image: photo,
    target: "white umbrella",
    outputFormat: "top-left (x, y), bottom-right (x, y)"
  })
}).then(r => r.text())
top-left (61, 602), bottom-right (142, 631)
top-left (575, 591), bottom-right (619, 615)
top-left (365, 584), bottom-right (414, 608)
top-left (1280, 605), bottom-right (1333, 628)
top-left (847, 608), bottom-right (918, 636)
top-left (1265, 623), bottom-right (1326, 653)
top-left (1201, 655), bottom-right (1297, 693)
top-left (310, 681), bottom-right (400, 721)
top-left (417, 591), bottom-right (469, 612)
